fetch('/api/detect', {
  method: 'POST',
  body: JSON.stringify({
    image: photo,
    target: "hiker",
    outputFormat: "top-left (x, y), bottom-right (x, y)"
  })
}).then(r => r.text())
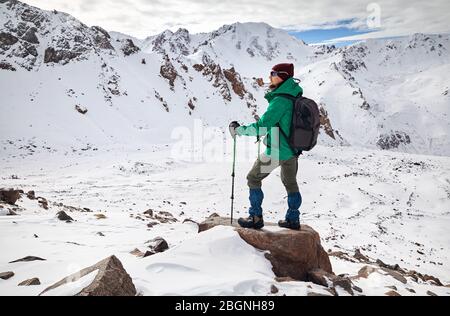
top-left (229, 63), bottom-right (303, 230)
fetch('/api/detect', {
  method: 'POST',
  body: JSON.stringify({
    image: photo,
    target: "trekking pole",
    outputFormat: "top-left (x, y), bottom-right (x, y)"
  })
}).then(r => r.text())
top-left (254, 114), bottom-right (261, 160)
top-left (230, 134), bottom-right (237, 225)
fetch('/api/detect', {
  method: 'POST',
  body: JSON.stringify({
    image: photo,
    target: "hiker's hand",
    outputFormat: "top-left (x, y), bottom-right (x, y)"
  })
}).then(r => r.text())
top-left (229, 121), bottom-right (241, 138)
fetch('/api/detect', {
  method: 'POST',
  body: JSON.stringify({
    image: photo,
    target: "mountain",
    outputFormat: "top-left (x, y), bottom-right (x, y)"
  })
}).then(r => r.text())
top-left (1, 0), bottom-right (449, 155)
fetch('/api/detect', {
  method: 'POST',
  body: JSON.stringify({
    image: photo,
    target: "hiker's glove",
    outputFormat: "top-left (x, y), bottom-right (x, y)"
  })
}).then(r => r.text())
top-left (229, 121), bottom-right (241, 138)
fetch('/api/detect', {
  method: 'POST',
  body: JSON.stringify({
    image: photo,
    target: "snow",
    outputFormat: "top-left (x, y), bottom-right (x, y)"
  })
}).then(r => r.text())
top-left (40, 270), bottom-right (99, 296)
top-left (131, 225), bottom-right (275, 295)
top-left (1, 142), bottom-right (449, 296)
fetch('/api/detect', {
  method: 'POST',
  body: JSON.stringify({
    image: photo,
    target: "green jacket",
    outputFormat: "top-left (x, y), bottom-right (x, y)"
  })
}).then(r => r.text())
top-left (236, 77), bottom-right (303, 160)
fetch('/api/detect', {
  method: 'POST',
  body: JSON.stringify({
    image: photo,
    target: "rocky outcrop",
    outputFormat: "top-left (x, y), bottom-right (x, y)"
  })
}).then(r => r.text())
top-left (160, 54), bottom-right (178, 90)
top-left (198, 215), bottom-right (333, 283)
top-left (120, 39), bottom-right (140, 56)
top-left (39, 255), bottom-right (136, 296)
top-left (193, 54), bottom-right (232, 102)
top-left (377, 131), bottom-right (411, 150)
top-left (223, 67), bottom-right (246, 99)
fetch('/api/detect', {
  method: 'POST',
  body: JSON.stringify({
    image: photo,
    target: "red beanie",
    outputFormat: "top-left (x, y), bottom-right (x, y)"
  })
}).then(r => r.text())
top-left (272, 63), bottom-right (294, 81)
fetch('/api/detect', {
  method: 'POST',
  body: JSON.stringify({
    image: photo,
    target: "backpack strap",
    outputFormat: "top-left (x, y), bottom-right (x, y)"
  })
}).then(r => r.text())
top-left (274, 93), bottom-right (303, 157)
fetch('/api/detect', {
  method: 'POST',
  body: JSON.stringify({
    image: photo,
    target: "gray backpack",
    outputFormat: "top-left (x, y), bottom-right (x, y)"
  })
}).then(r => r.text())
top-left (277, 93), bottom-right (320, 155)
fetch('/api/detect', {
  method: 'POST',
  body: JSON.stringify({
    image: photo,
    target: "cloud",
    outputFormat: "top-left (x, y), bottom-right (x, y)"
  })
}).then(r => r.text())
top-left (21, 0), bottom-right (450, 40)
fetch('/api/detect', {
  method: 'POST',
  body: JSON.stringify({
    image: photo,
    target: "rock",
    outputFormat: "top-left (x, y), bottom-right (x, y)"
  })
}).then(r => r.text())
top-left (21, 27), bottom-right (39, 44)
top-left (39, 255), bottom-right (136, 296)
top-left (97, 232), bottom-right (105, 237)
top-left (121, 39), bottom-right (140, 56)
top-left (9, 256), bottom-right (46, 263)
top-left (0, 32), bottom-right (18, 46)
top-left (26, 190), bottom-right (35, 200)
top-left (18, 278), bottom-right (40, 286)
top-left (143, 209), bottom-right (153, 217)
top-left (37, 197), bottom-right (48, 209)
top-left (426, 290), bottom-right (438, 296)
top-left (307, 269), bottom-right (333, 287)
top-left (274, 276), bottom-right (296, 283)
top-left (75, 105), bottom-right (88, 114)
top-left (406, 288), bottom-right (416, 293)
top-left (0, 188), bottom-right (21, 205)
top-left (94, 213), bottom-right (107, 219)
top-left (380, 267), bottom-right (407, 284)
top-left (357, 265), bottom-right (378, 278)
top-left (147, 222), bottom-right (159, 228)
top-left (143, 251), bottom-right (155, 258)
top-left (146, 237), bottom-right (169, 253)
top-left (385, 290), bottom-right (401, 296)
top-left (0, 271), bottom-right (14, 280)
top-left (182, 218), bottom-right (198, 225)
top-left (332, 277), bottom-right (354, 295)
top-left (354, 249), bottom-right (370, 263)
top-left (199, 216), bottom-right (333, 282)
top-left (307, 292), bottom-right (332, 296)
top-left (44, 47), bottom-right (81, 64)
top-left (386, 285), bottom-right (397, 290)
top-left (270, 285), bottom-right (279, 294)
top-left (7, 209), bottom-right (17, 216)
top-left (130, 248), bottom-right (144, 257)
top-left (56, 211), bottom-right (73, 222)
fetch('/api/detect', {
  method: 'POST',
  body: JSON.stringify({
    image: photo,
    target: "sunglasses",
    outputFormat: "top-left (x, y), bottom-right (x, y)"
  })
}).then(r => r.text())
top-left (270, 70), bottom-right (289, 77)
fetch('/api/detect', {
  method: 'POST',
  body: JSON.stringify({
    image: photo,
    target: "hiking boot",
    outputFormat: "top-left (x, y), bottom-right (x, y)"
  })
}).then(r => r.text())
top-left (238, 215), bottom-right (264, 229)
top-left (278, 219), bottom-right (300, 230)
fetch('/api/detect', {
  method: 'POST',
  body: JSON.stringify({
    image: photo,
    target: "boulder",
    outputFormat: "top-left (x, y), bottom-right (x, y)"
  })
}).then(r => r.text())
top-left (199, 216), bottom-right (333, 282)
top-left (18, 278), bottom-right (40, 286)
top-left (145, 237), bottom-right (169, 253)
top-left (39, 255), bottom-right (136, 296)
top-left (0, 271), bottom-right (14, 280)
top-left (0, 188), bottom-right (21, 205)
top-left (56, 211), bottom-right (73, 222)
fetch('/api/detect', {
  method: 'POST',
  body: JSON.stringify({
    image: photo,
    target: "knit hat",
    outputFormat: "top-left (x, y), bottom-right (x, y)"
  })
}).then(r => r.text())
top-left (272, 63), bottom-right (294, 81)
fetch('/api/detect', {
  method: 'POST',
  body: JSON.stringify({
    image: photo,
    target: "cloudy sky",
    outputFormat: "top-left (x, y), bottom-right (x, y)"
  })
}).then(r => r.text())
top-left (22, 0), bottom-right (450, 44)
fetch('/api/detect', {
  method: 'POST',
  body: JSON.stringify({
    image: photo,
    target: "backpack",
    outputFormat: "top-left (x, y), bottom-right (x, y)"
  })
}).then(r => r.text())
top-left (276, 93), bottom-right (320, 156)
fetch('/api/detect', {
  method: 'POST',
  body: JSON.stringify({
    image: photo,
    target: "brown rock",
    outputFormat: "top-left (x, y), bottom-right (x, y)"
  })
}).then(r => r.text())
top-left (274, 276), bottom-right (296, 283)
top-left (39, 255), bottom-right (136, 296)
top-left (37, 197), bottom-right (48, 209)
top-left (0, 271), bottom-right (14, 280)
top-left (94, 213), bottom-right (107, 219)
top-left (9, 256), bottom-right (46, 263)
top-left (199, 216), bottom-right (333, 282)
top-left (385, 290), bottom-right (401, 296)
top-left (26, 191), bottom-right (36, 200)
top-left (0, 189), bottom-right (21, 205)
top-left (270, 284), bottom-right (279, 294)
top-left (146, 237), bottom-right (169, 253)
top-left (380, 267), bottom-right (407, 284)
top-left (307, 292), bottom-right (332, 296)
top-left (130, 248), bottom-right (144, 257)
top-left (332, 277), bottom-right (354, 295)
top-left (18, 278), bottom-right (40, 286)
top-left (56, 211), bottom-right (73, 222)
top-left (307, 269), bottom-right (333, 287)
top-left (238, 225), bottom-right (333, 282)
top-left (357, 265), bottom-right (378, 279)
top-left (354, 249), bottom-right (370, 263)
